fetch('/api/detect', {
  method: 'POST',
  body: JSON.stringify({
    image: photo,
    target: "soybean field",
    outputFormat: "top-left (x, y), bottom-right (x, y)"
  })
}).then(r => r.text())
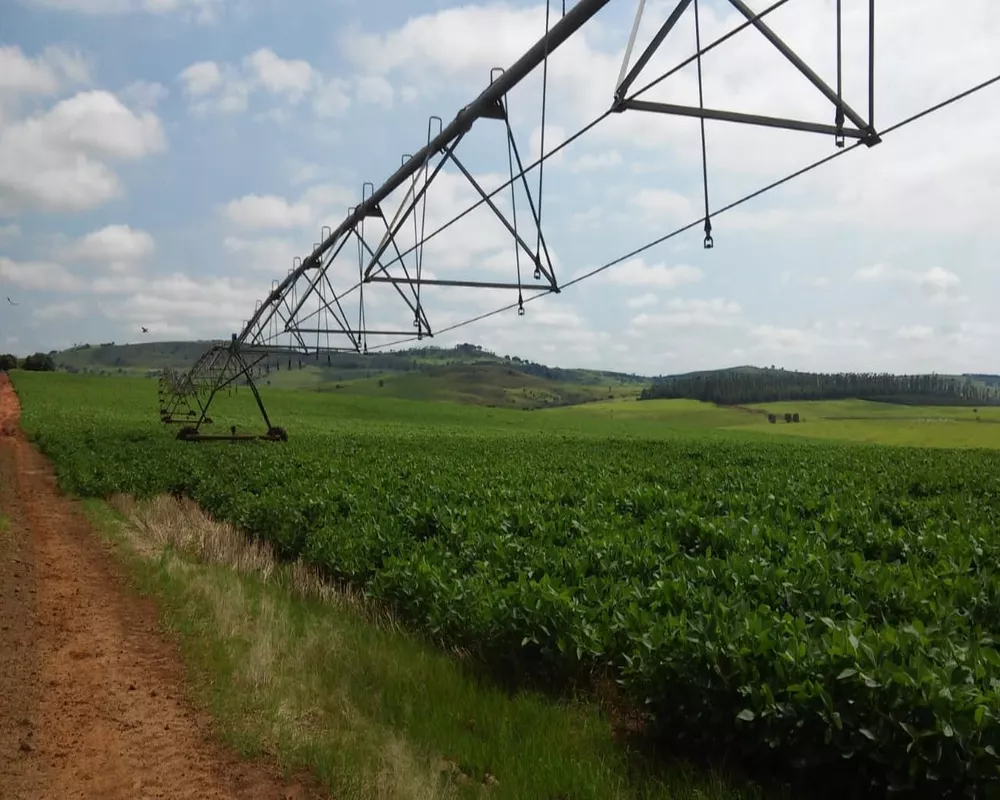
top-left (11, 371), bottom-right (1000, 797)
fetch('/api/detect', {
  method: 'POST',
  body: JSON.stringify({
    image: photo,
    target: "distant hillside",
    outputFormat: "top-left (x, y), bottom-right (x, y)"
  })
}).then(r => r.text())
top-left (642, 366), bottom-right (1000, 407)
top-left (55, 342), bottom-right (1000, 410)
top-left (52, 340), bottom-right (648, 410)
top-left (321, 363), bottom-right (642, 409)
top-left (56, 340), bottom-right (213, 373)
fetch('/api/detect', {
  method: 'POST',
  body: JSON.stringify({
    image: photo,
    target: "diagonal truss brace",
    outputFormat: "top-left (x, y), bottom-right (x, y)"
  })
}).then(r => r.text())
top-left (159, 341), bottom-right (285, 441)
top-left (362, 97), bottom-right (560, 295)
top-left (612, 0), bottom-right (882, 147)
top-left (177, 342), bottom-right (285, 441)
top-left (617, 0), bottom-right (692, 101)
top-left (158, 366), bottom-right (203, 424)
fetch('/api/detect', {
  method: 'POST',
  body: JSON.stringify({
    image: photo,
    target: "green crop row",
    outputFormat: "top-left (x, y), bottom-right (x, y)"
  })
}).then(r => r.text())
top-left (13, 373), bottom-right (1000, 795)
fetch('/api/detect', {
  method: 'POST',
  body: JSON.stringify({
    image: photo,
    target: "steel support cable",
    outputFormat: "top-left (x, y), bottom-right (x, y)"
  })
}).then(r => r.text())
top-left (410, 164), bottom-right (422, 327)
top-left (415, 119), bottom-right (441, 332)
top-left (505, 100), bottom-right (525, 314)
top-left (357, 218), bottom-right (367, 352)
top-left (693, 0), bottom-right (713, 249)
top-left (869, 0), bottom-right (875, 128)
top-left (536, 0), bottom-right (552, 272)
top-left (371, 4), bottom-right (790, 276)
top-left (835, 0), bottom-right (845, 147)
top-left (878, 71), bottom-right (1000, 135)
top-left (408, 155), bottom-right (426, 331)
top-left (417, 153), bottom-right (431, 331)
top-left (365, 71), bottom-right (1000, 352)
top-left (501, 122), bottom-right (556, 285)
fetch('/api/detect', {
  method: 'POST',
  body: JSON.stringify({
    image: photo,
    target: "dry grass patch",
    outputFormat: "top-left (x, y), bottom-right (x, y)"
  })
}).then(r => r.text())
top-left (108, 493), bottom-right (398, 631)
top-left (104, 495), bottom-right (462, 799)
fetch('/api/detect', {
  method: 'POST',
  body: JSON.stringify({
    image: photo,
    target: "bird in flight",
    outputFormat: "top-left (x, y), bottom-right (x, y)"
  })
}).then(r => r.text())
top-left (6, 297), bottom-right (17, 306)
top-left (141, 326), bottom-right (149, 333)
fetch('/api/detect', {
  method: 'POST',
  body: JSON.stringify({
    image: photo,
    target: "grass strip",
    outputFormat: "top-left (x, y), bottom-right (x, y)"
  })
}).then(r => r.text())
top-left (83, 494), bottom-right (771, 800)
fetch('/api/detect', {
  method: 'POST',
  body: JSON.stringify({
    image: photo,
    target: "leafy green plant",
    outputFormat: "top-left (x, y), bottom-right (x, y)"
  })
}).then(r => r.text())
top-left (13, 371), bottom-right (1000, 795)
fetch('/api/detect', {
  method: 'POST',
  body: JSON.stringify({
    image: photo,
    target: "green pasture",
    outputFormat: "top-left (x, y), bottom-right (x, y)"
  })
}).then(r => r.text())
top-left (743, 399), bottom-right (1000, 448)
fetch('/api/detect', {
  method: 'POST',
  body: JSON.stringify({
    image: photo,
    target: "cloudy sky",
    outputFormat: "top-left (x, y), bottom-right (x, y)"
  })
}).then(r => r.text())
top-left (1, 0), bottom-right (998, 376)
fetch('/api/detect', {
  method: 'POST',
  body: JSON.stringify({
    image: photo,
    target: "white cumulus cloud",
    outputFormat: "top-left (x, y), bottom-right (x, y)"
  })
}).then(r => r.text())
top-left (627, 292), bottom-right (658, 309)
top-left (222, 194), bottom-right (313, 229)
top-left (0, 256), bottom-right (83, 291)
top-left (244, 49), bottom-right (317, 102)
top-left (59, 224), bottom-right (155, 271)
top-left (854, 263), bottom-right (964, 304)
top-left (223, 235), bottom-right (304, 273)
top-left (178, 49), bottom-right (363, 118)
top-left (179, 61), bottom-right (222, 96)
top-left (220, 183), bottom-right (355, 233)
top-left (356, 75), bottom-right (394, 109)
top-left (632, 297), bottom-right (742, 329)
top-left (0, 90), bottom-right (166, 215)
top-left (896, 325), bottom-right (935, 342)
top-left (0, 44), bottom-right (90, 98)
top-left (23, 0), bottom-right (223, 24)
top-left (585, 258), bottom-right (703, 289)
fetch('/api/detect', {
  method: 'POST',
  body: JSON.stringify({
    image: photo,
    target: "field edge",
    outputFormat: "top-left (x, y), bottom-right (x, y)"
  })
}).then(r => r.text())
top-left (80, 492), bottom-right (773, 800)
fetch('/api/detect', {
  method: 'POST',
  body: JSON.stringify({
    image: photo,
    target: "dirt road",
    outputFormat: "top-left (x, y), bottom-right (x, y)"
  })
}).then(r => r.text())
top-left (0, 373), bottom-right (319, 799)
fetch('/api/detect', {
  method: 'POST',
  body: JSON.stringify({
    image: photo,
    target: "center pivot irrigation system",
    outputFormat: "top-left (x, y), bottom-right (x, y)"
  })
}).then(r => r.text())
top-left (159, 0), bottom-right (999, 442)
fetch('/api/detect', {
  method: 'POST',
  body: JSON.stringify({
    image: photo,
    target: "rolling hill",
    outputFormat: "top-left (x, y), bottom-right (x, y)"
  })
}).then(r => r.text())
top-left (47, 341), bottom-right (1000, 411)
top-left (51, 340), bottom-right (648, 410)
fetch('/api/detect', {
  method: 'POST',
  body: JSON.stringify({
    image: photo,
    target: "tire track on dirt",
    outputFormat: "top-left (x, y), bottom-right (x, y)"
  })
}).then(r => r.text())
top-left (0, 373), bottom-right (322, 799)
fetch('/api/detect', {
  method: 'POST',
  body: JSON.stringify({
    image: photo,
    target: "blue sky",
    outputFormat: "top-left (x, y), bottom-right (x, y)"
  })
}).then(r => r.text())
top-left (1, 0), bottom-right (999, 375)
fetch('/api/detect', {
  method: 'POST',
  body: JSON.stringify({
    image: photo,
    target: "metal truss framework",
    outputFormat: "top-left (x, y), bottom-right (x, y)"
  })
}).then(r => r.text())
top-left (158, 0), bottom-right (994, 440)
top-left (158, 366), bottom-right (200, 424)
top-left (161, 341), bottom-right (284, 441)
